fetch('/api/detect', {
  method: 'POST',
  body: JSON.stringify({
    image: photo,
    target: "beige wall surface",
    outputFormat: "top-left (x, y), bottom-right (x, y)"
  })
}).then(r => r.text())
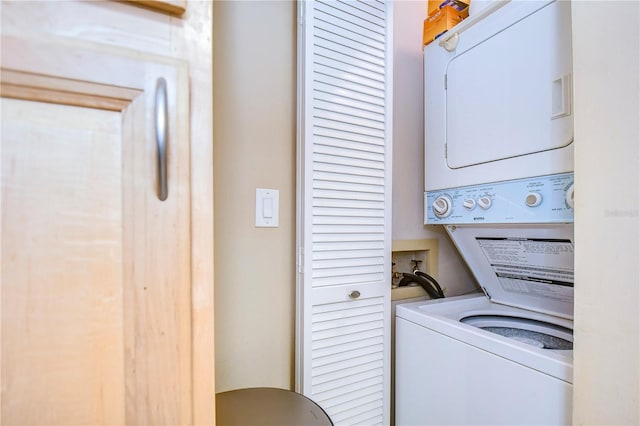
top-left (213, 0), bottom-right (477, 394)
top-left (572, 1), bottom-right (639, 424)
top-left (392, 1), bottom-right (477, 294)
top-left (213, 1), bottom-right (296, 392)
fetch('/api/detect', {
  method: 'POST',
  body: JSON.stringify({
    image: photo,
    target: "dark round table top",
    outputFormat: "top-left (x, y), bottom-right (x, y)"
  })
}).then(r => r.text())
top-left (216, 387), bottom-right (333, 426)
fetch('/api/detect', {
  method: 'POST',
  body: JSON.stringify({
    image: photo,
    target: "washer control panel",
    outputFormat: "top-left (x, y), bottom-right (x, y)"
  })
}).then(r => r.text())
top-left (425, 173), bottom-right (574, 224)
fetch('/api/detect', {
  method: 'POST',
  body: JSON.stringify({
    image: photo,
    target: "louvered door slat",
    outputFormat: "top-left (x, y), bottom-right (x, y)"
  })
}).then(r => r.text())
top-left (315, 118), bottom-right (385, 140)
top-left (315, 161), bottom-right (383, 177)
top-left (314, 108), bottom-right (384, 132)
top-left (313, 196), bottom-right (384, 209)
top-left (298, 1), bottom-right (391, 423)
top-left (312, 265), bottom-right (383, 280)
top-left (315, 138), bottom-right (384, 156)
top-left (313, 183), bottom-right (384, 198)
top-left (313, 206), bottom-right (384, 218)
top-left (315, 56), bottom-right (385, 84)
top-left (314, 162), bottom-right (384, 178)
top-left (327, 394), bottom-right (384, 420)
top-left (314, 99), bottom-right (384, 125)
top-left (315, 21), bottom-right (384, 55)
top-left (312, 366), bottom-right (381, 391)
top-left (314, 183), bottom-right (383, 197)
top-left (316, 45), bottom-right (384, 76)
top-left (315, 65), bottom-right (385, 96)
top-left (332, 398), bottom-right (384, 421)
top-left (314, 252), bottom-right (384, 263)
top-left (314, 179), bottom-right (384, 193)
top-left (312, 218), bottom-right (384, 235)
top-left (313, 181), bottom-right (384, 195)
top-left (343, 0), bottom-right (386, 19)
top-left (321, 383), bottom-right (384, 411)
top-left (312, 334), bottom-right (383, 358)
top-left (313, 272), bottom-right (384, 288)
top-left (313, 194), bottom-right (384, 207)
top-left (315, 28), bottom-right (384, 65)
top-left (325, 0), bottom-right (386, 28)
top-left (313, 240), bottom-right (385, 252)
top-left (313, 233), bottom-right (383, 243)
top-left (315, 88), bottom-right (384, 115)
top-left (314, 61), bottom-right (384, 90)
top-left (315, 73), bottom-right (384, 101)
top-left (316, 2), bottom-right (385, 40)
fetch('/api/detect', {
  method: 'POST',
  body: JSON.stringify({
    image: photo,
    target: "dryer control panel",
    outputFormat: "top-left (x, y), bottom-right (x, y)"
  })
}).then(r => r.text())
top-left (425, 173), bottom-right (574, 224)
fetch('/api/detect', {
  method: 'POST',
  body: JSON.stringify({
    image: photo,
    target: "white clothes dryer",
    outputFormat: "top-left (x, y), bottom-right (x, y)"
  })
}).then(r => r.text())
top-left (395, 224), bottom-right (574, 425)
top-left (424, 0), bottom-right (573, 194)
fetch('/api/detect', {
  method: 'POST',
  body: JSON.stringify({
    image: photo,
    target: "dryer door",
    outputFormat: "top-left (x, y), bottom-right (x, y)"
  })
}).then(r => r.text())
top-left (445, 0), bottom-right (573, 169)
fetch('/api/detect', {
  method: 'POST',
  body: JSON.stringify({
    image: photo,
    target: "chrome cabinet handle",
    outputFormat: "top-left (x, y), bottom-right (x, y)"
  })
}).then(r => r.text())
top-left (155, 77), bottom-right (168, 201)
top-left (349, 290), bottom-right (361, 299)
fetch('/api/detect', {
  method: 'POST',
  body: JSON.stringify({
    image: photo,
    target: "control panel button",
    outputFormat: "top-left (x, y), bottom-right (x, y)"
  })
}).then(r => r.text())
top-left (525, 192), bottom-right (543, 207)
top-left (463, 198), bottom-right (476, 210)
top-left (432, 195), bottom-right (453, 218)
top-left (565, 184), bottom-right (574, 209)
top-left (477, 196), bottom-right (492, 210)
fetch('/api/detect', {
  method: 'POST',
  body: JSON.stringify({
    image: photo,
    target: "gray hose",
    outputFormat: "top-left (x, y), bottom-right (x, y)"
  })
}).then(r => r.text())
top-left (397, 273), bottom-right (444, 299)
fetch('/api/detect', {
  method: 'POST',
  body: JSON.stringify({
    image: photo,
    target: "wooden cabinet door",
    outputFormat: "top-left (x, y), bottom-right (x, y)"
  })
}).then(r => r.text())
top-left (1, 35), bottom-right (192, 425)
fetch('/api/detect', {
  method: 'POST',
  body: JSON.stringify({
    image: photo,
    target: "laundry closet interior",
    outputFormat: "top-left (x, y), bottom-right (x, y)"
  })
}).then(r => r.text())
top-left (1, 1), bottom-right (637, 425)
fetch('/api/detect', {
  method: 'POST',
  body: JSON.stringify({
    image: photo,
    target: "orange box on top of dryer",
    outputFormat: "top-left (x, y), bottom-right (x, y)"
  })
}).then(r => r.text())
top-left (427, 0), bottom-right (442, 16)
top-left (427, 0), bottom-right (470, 17)
top-left (423, 5), bottom-right (469, 46)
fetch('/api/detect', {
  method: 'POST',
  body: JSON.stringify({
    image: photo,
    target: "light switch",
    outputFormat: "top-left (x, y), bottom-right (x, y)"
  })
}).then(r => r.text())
top-left (256, 188), bottom-right (279, 227)
top-left (263, 197), bottom-right (273, 218)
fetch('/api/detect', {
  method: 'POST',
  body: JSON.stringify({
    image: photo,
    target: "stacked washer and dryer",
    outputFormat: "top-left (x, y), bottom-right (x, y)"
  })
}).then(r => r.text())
top-left (396, 1), bottom-right (575, 425)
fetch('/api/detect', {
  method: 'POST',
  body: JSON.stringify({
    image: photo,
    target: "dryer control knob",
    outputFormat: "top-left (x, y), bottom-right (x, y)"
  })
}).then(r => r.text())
top-left (525, 192), bottom-right (543, 207)
top-left (432, 195), bottom-right (453, 218)
top-left (565, 184), bottom-right (575, 209)
top-left (463, 199), bottom-right (476, 210)
top-left (478, 196), bottom-right (492, 210)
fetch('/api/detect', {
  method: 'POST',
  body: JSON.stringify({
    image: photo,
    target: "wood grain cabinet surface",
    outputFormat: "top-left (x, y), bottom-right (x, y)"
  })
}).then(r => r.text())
top-left (128, 0), bottom-right (187, 16)
top-left (0, 2), bottom-right (214, 425)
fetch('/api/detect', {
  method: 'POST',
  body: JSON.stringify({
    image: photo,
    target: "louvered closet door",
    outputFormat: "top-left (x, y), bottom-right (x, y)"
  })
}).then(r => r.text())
top-left (297, 1), bottom-right (392, 425)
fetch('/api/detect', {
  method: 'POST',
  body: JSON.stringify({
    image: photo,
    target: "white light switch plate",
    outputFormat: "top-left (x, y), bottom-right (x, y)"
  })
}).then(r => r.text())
top-left (256, 188), bottom-right (279, 227)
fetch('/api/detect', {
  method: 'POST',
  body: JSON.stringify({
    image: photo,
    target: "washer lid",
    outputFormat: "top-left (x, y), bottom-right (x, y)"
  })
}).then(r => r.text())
top-left (446, 224), bottom-right (574, 319)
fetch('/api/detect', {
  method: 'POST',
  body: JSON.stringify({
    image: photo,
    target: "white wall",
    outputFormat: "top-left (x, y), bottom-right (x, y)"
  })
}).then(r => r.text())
top-left (392, 1), bottom-right (476, 294)
top-left (213, 1), bottom-right (296, 392)
top-left (572, 1), bottom-right (639, 424)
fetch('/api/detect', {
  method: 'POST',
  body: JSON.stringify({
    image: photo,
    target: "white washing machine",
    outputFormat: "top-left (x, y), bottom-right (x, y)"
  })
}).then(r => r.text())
top-left (398, 2), bottom-right (576, 423)
top-left (395, 223), bottom-right (574, 425)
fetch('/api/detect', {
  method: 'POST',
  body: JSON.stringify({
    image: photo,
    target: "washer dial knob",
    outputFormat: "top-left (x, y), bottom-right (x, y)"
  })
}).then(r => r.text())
top-left (565, 184), bottom-right (575, 209)
top-left (432, 195), bottom-right (453, 218)
top-left (463, 198), bottom-right (476, 210)
top-left (477, 196), bottom-right (492, 210)
top-left (525, 192), bottom-right (543, 207)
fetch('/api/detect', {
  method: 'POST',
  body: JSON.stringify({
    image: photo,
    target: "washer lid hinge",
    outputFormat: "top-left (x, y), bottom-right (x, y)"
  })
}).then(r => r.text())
top-left (482, 287), bottom-right (491, 300)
